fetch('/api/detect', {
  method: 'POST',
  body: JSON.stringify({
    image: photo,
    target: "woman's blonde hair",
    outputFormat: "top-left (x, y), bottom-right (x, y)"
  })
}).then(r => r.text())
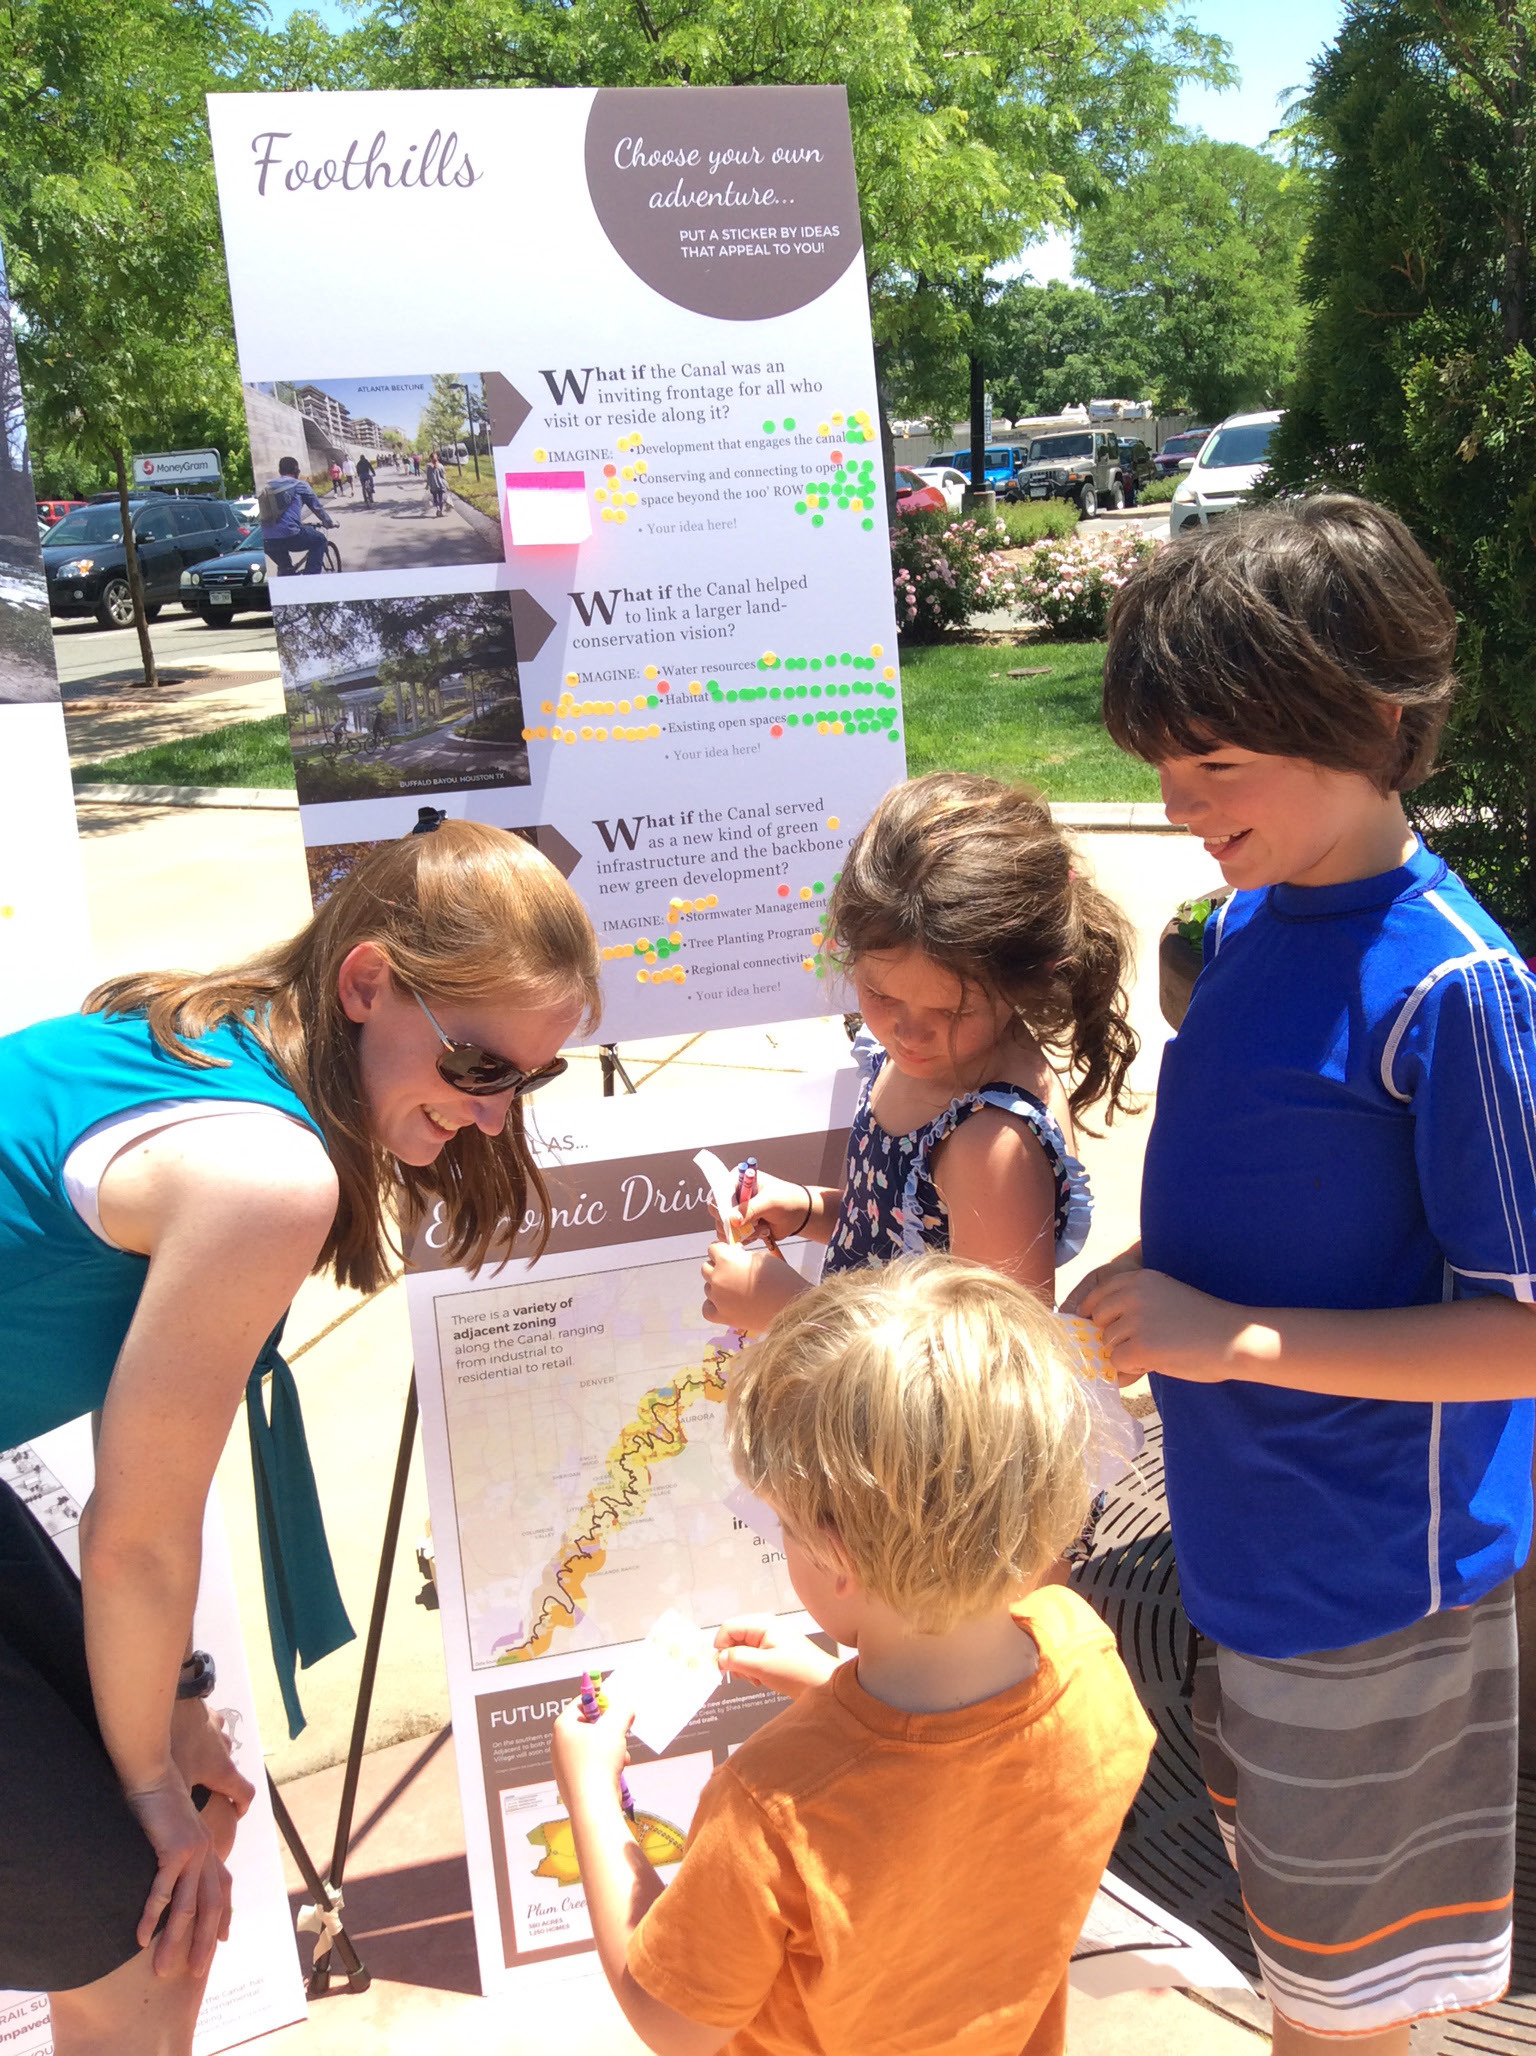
top-left (827, 773), bottom-right (1138, 1126)
top-left (83, 822), bottom-right (600, 1293)
top-left (727, 1256), bottom-right (1091, 1633)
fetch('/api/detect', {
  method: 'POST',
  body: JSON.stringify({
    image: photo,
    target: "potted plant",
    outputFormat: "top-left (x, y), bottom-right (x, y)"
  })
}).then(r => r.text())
top-left (1158, 889), bottom-right (1232, 1030)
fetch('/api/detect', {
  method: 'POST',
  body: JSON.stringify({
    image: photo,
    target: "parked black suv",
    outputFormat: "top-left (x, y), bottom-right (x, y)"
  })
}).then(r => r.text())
top-left (43, 496), bottom-right (252, 628)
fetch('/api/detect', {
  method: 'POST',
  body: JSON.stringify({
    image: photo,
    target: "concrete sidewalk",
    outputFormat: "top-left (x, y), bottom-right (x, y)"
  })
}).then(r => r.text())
top-left (70, 789), bottom-right (1254, 2052)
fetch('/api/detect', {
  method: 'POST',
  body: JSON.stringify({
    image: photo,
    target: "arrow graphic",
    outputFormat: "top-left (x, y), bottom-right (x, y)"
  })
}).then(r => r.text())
top-left (508, 588), bottom-right (557, 663)
top-left (519, 823), bottom-right (582, 879)
top-left (483, 374), bottom-right (533, 447)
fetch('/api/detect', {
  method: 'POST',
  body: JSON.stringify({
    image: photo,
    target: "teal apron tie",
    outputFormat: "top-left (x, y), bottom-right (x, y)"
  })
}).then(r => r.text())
top-left (245, 1323), bottom-right (355, 1737)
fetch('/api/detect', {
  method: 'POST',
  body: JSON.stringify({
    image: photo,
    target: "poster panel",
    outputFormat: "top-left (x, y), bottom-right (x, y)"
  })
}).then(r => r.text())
top-left (406, 1068), bottom-right (857, 1998)
top-left (0, 239), bottom-right (93, 1031)
top-left (0, 1424), bottom-right (307, 2053)
top-left (207, 84), bottom-right (906, 1045)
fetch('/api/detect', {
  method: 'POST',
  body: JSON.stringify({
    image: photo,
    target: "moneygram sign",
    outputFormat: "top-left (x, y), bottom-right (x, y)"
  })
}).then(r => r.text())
top-left (131, 448), bottom-right (224, 487)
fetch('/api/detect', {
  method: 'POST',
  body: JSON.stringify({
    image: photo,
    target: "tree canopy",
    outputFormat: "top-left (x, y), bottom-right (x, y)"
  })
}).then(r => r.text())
top-left (985, 280), bottom-right (1148, 420)
top-left (1, 0), bottom-right (1230, 496)
top-left (1072, 136), bottom-right (1310, 419)
top-left (0, 0), bottom-right (260, 499)
top-left (1268, 0), bottom-right (1536, 935)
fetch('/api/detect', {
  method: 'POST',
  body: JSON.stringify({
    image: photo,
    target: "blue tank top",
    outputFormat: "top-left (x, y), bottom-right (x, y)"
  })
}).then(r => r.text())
top-left (0, 1008), bottom-right (323, 1444)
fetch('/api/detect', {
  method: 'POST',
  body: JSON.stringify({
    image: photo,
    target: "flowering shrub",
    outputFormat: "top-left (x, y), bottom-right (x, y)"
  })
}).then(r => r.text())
top-left (889, 509), bottom-right (1017, 642)
top-left (1011, 530), bottom-right (1155, 640)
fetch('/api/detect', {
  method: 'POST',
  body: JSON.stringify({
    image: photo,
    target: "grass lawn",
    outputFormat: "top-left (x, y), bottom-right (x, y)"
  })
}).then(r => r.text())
top-left (995, 501), bottom-right (1078, 547)
top-left (74, 714), bottom-right (296, 789)
top-left (899, 641), bottom-right (1158, 801)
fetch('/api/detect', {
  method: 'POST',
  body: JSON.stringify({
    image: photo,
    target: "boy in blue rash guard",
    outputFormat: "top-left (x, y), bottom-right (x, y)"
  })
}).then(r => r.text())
top-left (1074, 497), bottom-right (1536, 2054)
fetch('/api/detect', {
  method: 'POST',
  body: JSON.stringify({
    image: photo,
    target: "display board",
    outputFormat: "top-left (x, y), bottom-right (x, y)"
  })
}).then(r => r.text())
top-left (0, 1423), bottom-right (306, 2054)
top-left (0, 240), bottom-right (93, 1029)
top-left (207, 83), bottom-right (906, 1044)
top-left (405, 1069), bottom-right (857, 2000)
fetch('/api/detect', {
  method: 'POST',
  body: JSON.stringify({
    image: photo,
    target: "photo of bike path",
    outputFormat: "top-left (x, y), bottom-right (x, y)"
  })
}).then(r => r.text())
top-left (318, 465), bottom-right (501, 573)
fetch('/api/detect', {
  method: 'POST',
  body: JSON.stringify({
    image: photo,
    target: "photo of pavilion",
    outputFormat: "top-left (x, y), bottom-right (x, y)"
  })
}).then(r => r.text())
top-left (276, 588), bottom-right (530, 805)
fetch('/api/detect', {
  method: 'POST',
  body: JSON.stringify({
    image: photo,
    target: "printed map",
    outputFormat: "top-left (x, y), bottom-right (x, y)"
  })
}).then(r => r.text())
top-left (434, 1255), bottom-right (797, 1668)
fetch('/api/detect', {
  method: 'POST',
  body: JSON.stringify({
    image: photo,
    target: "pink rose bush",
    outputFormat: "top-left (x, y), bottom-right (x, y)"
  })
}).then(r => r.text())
top-left (1011, 530), bottom-right (1155, 640)
top-left (888, 509), bottom-right (1017, 642)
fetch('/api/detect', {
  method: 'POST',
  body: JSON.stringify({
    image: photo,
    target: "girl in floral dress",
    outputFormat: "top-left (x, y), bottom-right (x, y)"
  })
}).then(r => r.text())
top-left (701, 772), bottom-right (1142, 1533)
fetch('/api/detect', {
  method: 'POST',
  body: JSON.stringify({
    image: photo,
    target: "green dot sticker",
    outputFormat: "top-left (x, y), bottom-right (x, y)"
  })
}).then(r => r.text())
top-left (784, 416), bottom-right (796, 430)
top-left (763, 420), bottom-right (776, 434)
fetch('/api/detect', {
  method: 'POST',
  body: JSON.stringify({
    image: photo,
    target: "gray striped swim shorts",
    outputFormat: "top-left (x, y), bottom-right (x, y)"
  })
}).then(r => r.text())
top-left (1191, 1583), bottom-right (1517, 2037)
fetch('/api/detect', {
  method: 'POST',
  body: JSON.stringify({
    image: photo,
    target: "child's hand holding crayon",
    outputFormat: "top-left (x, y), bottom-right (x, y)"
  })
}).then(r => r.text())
top-left (731, 1166), bottom-right (818, 1247)
top-left (552, 1672), bottom-right (636, 1820)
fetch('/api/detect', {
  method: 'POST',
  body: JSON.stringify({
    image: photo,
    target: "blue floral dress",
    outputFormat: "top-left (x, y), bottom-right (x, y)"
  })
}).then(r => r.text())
top-left (822, 1032), bottom-right (1094, 1278)
top-left (821, 1032), bottom-right (1128, 1559)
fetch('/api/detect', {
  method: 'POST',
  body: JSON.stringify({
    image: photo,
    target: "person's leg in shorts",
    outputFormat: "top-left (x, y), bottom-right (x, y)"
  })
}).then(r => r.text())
top-left (1191, 1587), bottom-right (1517, 2052)
top-left (0, 1481), bottom-right (234, 2056)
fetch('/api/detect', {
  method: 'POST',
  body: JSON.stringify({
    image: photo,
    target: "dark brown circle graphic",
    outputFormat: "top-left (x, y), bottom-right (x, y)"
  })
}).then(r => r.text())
top-left (584, 86), bottom-right (863, 321)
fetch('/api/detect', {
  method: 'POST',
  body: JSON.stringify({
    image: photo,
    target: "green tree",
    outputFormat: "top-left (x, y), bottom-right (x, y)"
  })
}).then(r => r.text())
top-left (1268, 0), bottom-right (1536, 936)
top-left (356, 0), bottom-right (1227, 475)
top-left (0, 0), bottom-right (262, 680)
top-left (1074, 136), bottom-right (1310, 419)
top-left (985, 280), bottom-right (1149, 418)
top-left (417, 373), bottom-right (471, 465)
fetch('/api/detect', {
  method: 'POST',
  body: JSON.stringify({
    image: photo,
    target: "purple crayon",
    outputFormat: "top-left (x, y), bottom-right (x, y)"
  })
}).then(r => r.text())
top-left (579, 1670), bottom-right (635, 1820)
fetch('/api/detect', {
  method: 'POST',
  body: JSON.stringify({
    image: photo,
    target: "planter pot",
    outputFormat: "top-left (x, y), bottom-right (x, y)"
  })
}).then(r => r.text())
top-left (1158, 923), bottom-right (1203, 1031)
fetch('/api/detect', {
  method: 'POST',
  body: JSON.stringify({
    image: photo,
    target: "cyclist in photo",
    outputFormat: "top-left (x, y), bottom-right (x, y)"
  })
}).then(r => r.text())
top-left (258, 457), bottom-right (336, 576)
top-left (356, 452), bottom-right (375, 506)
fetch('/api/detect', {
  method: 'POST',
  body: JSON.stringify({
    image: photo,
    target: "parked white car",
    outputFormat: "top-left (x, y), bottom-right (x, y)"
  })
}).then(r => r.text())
top-left (911, 465), bottom-right (970, 512)
top-left (1168, 410), bottom-right (1283, 539)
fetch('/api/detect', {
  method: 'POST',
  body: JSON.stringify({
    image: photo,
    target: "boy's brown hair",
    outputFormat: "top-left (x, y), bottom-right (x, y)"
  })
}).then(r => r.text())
top-left (1101, 496), bottom-right (1457, 792)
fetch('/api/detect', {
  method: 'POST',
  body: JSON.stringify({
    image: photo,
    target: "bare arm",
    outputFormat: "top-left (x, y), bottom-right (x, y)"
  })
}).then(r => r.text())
top-left (87, 1114), bottom-right (337, 1964)
top-left (552, 1704), bottom-right (732, 2056)
top-left (931, 1108), bottom-right (1060, 1303)
top-left (1078, 1267), bottom-right (1536, 1401)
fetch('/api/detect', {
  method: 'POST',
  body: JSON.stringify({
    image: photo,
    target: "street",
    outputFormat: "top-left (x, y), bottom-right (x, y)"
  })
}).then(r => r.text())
top-left (50, 605), bottom-right (278, 689)
top-left (313, 466), bottom-right (498, 573)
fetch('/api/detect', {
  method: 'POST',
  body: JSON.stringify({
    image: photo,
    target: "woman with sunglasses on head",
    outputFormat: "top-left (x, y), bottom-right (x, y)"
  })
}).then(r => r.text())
top-left (0, 820), bottom-right (597, 2056)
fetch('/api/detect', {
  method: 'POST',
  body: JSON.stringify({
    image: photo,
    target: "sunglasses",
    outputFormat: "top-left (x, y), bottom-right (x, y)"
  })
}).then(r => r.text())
top-left (413, 991), bottom-right (568, 1098)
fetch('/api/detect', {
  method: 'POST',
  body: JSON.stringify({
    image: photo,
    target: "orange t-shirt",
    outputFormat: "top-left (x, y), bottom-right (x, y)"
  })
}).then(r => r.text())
top-left (627, 1585), bottom-right (1153, 2056)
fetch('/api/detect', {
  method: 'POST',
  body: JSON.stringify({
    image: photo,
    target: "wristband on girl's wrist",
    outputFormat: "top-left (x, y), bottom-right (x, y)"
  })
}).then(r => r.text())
top-left (786, 1185), bottom-right (814, 1238)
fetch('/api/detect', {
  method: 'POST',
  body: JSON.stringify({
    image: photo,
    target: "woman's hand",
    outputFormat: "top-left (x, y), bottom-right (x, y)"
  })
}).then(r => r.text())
top-left (125, 1775), bottom-right (231, 1978)
top-left (171, 1701), bottom-right (254, 1819)
top-left (700, 1240), bottom-right (808, 1333)
top-left (1076, 1265), bottom-right (1252, 1383)
top-left (714, 1617), bottom-right (839, 1699)
top-left (551, 1690), bottom-right (634, 1814)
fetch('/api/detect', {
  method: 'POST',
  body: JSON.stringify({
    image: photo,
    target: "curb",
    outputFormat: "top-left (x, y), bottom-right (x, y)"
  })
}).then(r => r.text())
top-left (446, 489), bottom-right (502, 547)
top-left (72, 783), bottom-right (297, 810)
top-left (1052, 803), bottom-right (1178, 831)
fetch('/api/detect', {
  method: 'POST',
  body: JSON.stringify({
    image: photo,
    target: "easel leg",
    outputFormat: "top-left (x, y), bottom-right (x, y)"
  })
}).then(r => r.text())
top-left (599, 1043), bottom-right (637, 1096)
top-left (267, 1774), bottom-right (371, 1993)
top-left (307, 1374), bottom-right (420, 1993)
